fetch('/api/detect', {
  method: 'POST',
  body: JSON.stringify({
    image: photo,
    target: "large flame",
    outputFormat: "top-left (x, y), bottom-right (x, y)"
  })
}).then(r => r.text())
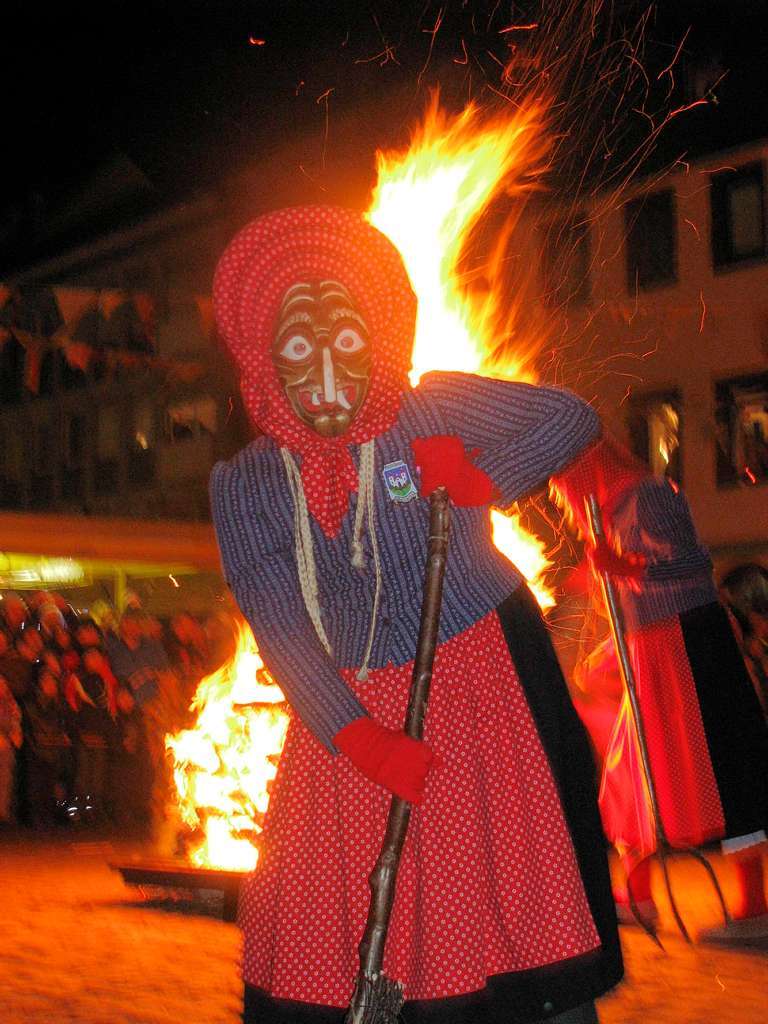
top-left (166, 622), bottom-right (289, 871)
top-left (368, 94), bottom-right (555, 607)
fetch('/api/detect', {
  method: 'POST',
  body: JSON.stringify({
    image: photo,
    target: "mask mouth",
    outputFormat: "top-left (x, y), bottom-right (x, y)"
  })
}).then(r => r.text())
top-left (297, 382), bottom-right (358, 416)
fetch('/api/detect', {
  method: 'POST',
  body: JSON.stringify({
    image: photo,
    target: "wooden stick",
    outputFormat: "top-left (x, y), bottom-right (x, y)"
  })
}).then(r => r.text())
top-left (345, 486), bottom-right (451, 1024)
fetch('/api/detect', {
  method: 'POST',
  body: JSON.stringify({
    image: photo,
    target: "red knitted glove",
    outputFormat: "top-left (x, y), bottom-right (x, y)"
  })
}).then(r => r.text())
top-left (589, 539), bottom-right (647, 580)
top-left (334, 717), bottom-right (437, 805)
top-left (411, 434), bottom-right (495, 507)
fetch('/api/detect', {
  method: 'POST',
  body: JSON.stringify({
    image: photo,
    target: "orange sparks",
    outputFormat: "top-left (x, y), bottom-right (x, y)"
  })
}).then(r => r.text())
top-left (683, 217), bottom-right (701, 241)
top-left (499, 23), bottom-right (539, 34)
top-left (454, 39), bottom-right (469, 65)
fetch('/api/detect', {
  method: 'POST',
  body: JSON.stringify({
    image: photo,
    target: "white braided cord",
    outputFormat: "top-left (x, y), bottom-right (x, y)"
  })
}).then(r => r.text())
top-left (280, 448), bottom-right (333, 655)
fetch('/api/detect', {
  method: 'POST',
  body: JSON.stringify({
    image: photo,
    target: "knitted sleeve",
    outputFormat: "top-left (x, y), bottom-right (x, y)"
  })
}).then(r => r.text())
top-left (623, 479), bottom-right (714, 582)
top-left (419, 372), bottom-right (600, 507)
top-left (210, 457), bottom-right (367, 753)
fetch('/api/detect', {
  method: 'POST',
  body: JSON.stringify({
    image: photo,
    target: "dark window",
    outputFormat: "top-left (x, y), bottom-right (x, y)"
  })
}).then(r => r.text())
top-left (0, 336), bottom-right (25, 403)
top-left (35, 420), bottom-right (56, 472)
top-left (36, 350), bottom-right (59, 398)
top-left (715, 373), bottom-right (768, 487)
top-left (96, 405), bottom-right (121, 495)
top-left (627, 389), bottom-right (682, 484)
top-left (128, 449), bottom-right (156, 486)
top-left (625, 189), bottom-right (677, 291)
top-left (61, 468), bottom-right (83, 500)
top-left (62, 354), bottom-right (89, 390)
top-left (66, 414), bottom-right (87, 466)
top-left (95, 460), bottom-right (119, 494)
top-left (541, 218), bottom-right (591, 307)
top-left (711, 162), bottom-right (766, 268)
top-left (29, 474), bottom-right (54, 507)
top-left (0, 478), bottom-right (22, 508)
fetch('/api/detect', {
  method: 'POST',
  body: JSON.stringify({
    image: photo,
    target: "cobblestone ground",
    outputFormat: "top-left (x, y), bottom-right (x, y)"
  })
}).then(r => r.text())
top-left (0, 834), bottom-right (766, 1023)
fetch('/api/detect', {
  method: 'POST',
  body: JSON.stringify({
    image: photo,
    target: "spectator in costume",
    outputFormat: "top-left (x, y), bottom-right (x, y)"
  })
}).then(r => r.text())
top-left (108, 686), bottom-right (149, 834)
top-left (211, 206), bottom-right (622, 1024)
top-left (0, 593), bottom-right (30, 639)
top-left (721, 563), bottom-right (768, 719)
top-left (551, 436), bottom-right (768, 940)
top-left (0, 627), bottom-right (33, 703)
top-left (7, 631), bottom-right (39, 701)
top-left (69, 648), bottom-right (119, 822)
top-left (23, 666), bottom-right (73, 829)
top-left (167, 612), bottom-right (210, 701)
top-left (106, 611), bottom-right (182, 847)
top-left (0, 674), bottom-right (22, 826)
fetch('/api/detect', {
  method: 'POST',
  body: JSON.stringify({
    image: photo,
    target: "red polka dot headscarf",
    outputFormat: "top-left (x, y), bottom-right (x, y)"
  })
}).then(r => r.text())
top-left (214, 205), bottom-right (417, 536)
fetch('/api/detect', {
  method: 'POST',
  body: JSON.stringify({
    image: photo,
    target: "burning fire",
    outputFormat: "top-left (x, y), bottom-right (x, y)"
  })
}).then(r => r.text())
top-left (368, 94), bottom-right (555, 607)
top-left (166, 623), bottom-right (289, 871)
top-left (171, 94), bottom-right (560, 870)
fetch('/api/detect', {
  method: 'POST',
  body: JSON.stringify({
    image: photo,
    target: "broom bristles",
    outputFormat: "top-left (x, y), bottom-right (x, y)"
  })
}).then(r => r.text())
top-left (344, 970), bottom-right (404, 1024)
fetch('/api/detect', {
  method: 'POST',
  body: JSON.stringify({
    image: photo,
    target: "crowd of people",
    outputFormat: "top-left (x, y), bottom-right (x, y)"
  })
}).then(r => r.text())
top-left (0, 590), bottom-right (232, 843)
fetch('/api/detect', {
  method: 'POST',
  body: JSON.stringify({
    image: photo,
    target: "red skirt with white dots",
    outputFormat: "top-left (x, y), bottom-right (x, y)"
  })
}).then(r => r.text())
top-left (238, 608), bottom-right (601, 1008)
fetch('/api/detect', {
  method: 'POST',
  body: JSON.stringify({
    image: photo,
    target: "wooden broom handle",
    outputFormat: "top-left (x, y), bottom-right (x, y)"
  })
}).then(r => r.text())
top-left (356, 486), bottom-right (451, 978)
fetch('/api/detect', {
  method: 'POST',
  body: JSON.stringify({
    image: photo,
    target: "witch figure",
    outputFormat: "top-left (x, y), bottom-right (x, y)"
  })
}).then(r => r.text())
top-left (552, 436), bottom-right (768, 939)
top-left (211, 205), bottom-right (623, 1024)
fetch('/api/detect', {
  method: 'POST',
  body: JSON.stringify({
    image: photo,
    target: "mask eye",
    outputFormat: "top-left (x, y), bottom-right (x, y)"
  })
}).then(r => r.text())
top-left (333, 328), bottom-right (366, 354)
top-left (277, 335), bottom-right (314, 362)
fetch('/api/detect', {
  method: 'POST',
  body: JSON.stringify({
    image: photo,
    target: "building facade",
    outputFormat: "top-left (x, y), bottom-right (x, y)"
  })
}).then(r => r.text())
top-left (544, 138), bottom-right (768, 568)
top-left (0, 198), bottom-right (249, 525)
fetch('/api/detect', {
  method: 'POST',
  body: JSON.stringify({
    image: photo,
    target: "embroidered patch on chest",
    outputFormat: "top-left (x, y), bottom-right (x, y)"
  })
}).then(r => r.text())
top-left (382, 460), bottom-right (418, 503)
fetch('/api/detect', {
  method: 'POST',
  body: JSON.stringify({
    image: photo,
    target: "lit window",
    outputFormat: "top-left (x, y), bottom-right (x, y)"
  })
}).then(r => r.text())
top-left (711, 162), bottom-right (766, 267)
top-left (133, 401), bottom-right (155, 451)
top-left (627, 389), bottom-right (682, 483)
top-left (715, 373), bottom-right (768, 487)
top-left (129, 401), bottom-right (156, 486)
top-left (625, 189), bottom-right (677, 291)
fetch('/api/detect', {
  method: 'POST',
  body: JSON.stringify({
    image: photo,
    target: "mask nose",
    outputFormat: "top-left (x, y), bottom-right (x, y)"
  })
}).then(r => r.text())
top-left (322, 347), bottom-right (336, 403)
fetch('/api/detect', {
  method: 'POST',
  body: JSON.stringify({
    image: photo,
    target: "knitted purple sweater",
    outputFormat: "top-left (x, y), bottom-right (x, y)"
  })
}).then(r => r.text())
top-left (210, 372), bottom-right (599, 751)
top-left (609, 478), bottom-right (718, 633)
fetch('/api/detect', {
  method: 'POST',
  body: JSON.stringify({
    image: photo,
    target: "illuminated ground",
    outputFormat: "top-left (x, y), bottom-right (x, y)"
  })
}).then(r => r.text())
top-left (0, 834), bottom-right (765, 1022)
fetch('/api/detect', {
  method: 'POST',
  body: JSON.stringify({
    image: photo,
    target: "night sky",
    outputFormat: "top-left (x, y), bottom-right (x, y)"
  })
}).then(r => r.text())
top-left (2, 0), bottom-right (767, 266)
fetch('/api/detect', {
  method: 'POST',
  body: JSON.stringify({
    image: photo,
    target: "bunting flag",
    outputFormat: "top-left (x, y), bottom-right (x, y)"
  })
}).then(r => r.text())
top-left (133, 293), bottom-right (156, 342)
top-left (61, 338), bottom-right (94, 371)
top-left (0, 284), bottom-right (209, 393)
top-left (98, 290), bottom-right (127, 320)
top-left (53, 288), bottom-right (97, 328)
top-left (12, 328), bottom-right (46, 393)
top-left (194, 295), bottom-right (215, 338)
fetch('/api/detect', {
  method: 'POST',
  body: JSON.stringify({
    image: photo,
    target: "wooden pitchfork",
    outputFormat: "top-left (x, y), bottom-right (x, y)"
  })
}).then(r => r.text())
top-left (345, 486), bottom-right (451, 1024)
top-left (586, 493), bottom-right (730, 947)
